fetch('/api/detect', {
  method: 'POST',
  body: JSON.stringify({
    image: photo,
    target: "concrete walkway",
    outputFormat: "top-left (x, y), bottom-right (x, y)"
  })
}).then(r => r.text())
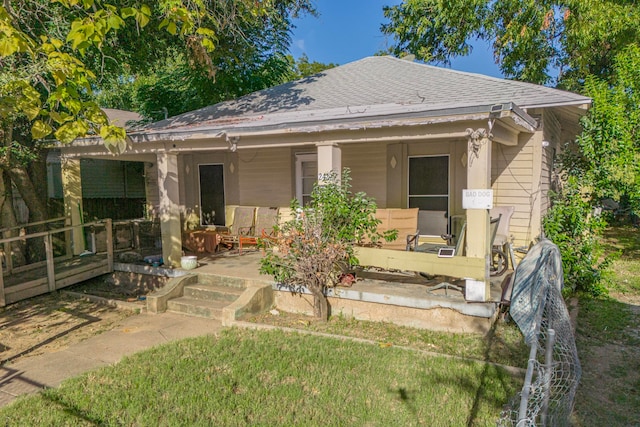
top-left (0, 312), bottom-right (222, 408)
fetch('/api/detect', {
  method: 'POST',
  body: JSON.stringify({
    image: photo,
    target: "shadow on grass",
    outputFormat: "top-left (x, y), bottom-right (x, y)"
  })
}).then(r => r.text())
top-left (41, 389), bottom-right (108, 426)
top-left (466, 319), bottom-right (521, 426)
top-left (602, 226), bottom-right (640, 260)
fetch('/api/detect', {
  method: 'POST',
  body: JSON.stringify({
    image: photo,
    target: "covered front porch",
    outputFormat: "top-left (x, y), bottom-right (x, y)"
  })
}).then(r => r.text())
top-left (55, 56), bottom-right (591, 308)
top-left (59, 105), bottom-right (534, 304)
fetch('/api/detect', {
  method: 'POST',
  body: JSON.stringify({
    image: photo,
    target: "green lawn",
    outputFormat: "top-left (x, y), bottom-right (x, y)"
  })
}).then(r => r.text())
top-left (1, 328), bottom-right (522, 426)
top-left (572, 226), bottom-right (640, 426)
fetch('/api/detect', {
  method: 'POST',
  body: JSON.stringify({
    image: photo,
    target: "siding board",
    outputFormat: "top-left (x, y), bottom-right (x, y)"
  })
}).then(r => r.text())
top-left (238, 148), bottom-right (293, 207)
top-left (342, 143), bottom-right (387, 206)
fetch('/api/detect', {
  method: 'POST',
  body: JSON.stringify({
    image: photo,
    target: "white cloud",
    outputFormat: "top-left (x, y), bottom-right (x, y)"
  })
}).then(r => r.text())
top-left (294, 39), bottom-right (305, 52)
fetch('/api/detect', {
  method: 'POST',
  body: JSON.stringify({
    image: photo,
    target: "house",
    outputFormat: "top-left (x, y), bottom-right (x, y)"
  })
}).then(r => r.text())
top-left (57, 56), bottom-right (591, 299)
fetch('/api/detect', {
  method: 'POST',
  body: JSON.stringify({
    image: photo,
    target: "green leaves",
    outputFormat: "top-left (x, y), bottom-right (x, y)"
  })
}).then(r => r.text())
top-left (0, 6), bottom-right (34, 56)
top-left (381, 0), bottom-right (640, 87)
top-left (100, 125), bottom-right (127, 154)
top-left (31, 120), bottom-right (53, 139)
top-left (54, 120), bottom-right (89, 144)
top-left (121, 5), bottom-right (151, 28)
top-left (0, 80), bottom-right (41, 120)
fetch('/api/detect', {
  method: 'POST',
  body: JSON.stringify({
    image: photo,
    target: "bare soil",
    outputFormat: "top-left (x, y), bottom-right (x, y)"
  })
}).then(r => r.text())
top-left (0, 270), bottom-right (169, 365)
top-left (0, 292), bottom-right (133, 365)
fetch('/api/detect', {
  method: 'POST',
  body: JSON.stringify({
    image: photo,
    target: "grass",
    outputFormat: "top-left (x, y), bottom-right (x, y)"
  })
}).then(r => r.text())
top-left (571, 226), bottom-right (640, 426)
top-left (246, 311), bottom-right (530, 368)
top-left (0, 328), bottom-right (522, 426)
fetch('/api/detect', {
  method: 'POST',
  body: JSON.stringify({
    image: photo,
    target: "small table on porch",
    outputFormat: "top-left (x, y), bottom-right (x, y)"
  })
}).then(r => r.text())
top-left (182, 229), bottom-right (221, 254)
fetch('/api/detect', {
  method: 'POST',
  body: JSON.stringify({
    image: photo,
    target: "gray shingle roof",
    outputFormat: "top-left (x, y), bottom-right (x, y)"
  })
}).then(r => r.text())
top-left (144, 56), bottom-right (590, 133)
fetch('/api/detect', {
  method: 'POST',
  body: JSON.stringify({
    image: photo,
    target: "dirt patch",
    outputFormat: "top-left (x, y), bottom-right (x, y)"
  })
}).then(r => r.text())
top-left (0, 272), bottom-right (171, 366)
top-left (0, 292), bottom-right (133, 365)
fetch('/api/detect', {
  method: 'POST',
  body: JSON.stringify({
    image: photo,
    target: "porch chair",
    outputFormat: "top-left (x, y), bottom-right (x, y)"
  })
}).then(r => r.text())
top-left (218, 206), bottom-right (256, 250)
top-left (238, 207), bottom-right (279, 254)
top-left (373, 208), bottom-right (420, 251)
top-left (489, 206), bottom-right (516, 271)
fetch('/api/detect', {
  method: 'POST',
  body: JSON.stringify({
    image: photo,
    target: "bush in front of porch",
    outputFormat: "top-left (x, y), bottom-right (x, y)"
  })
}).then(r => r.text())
top-left (259, 169), bottom-right (396, 320)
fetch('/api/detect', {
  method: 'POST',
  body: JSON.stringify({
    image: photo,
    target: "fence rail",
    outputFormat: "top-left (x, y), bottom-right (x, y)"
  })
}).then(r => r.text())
top-left (0, 219), bottom-right (113, 307)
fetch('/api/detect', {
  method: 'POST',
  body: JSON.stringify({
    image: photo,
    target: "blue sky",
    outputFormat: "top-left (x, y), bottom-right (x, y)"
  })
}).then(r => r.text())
top-left (290, 0), bottom-right (504, 78)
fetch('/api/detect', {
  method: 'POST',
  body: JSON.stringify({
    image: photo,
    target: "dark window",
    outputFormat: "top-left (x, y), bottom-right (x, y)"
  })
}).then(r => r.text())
top-left (408, 156), bottom-right (449, 235)
top-left (199, 164), bottom-right (225, 226)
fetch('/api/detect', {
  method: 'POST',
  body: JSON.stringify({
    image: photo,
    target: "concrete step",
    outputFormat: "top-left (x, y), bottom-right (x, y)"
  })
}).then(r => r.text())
top-left (197, 274), bottom-right (247, 289)
top-left (166, 297), bottom-right (229, 319)
top-left (183, 283), bottom-right (244, 302)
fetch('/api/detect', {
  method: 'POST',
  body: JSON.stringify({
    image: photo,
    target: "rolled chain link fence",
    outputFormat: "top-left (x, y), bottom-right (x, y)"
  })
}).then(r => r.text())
top-left (498, 239), bottom-right (581, 426)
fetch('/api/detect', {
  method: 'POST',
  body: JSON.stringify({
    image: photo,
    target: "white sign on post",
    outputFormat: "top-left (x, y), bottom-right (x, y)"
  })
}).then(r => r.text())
top-left (462, 189), bottom-right (494, 209)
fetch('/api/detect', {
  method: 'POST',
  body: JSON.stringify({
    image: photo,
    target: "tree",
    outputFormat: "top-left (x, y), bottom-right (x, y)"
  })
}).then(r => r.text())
top-left (0, 1), bottom-right (313, 247)
top-left (564, 44), bottom-right (640, 215)
top-left (381, 0), bottom-right (640, 88)
top-left (259, 169), bottom-right (395, 320)
top-left (286, 54), bottom-right (337, 80)
top-left (545, 45), bottom-right (640, 294)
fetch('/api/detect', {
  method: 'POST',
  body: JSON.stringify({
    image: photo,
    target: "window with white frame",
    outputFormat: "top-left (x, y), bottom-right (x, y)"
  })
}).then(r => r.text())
top-left (295, 153), bottom-right (317, 206)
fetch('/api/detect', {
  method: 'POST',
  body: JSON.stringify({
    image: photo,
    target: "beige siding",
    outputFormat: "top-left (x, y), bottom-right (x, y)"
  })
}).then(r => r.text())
top-left (237, 148), bottom-right (293, 207)
top-left (342, 143), bottom-right (387, 207)
top-left (492, 131), bottom-right (545, 248)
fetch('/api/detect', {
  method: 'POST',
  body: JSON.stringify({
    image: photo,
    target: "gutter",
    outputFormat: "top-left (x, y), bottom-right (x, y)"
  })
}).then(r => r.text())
top-left (66, 102), bottom-right (538, 148)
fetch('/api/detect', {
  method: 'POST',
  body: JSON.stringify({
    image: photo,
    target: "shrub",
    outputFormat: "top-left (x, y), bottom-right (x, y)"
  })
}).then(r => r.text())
top-left (543, 177), bottom-right (611, 296)
top-left (259, 168), bottom-right (396, 320)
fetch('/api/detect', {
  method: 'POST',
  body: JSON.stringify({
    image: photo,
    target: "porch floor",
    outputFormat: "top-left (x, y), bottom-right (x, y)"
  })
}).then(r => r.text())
top-left (117, 249), bottom-right (509, 322)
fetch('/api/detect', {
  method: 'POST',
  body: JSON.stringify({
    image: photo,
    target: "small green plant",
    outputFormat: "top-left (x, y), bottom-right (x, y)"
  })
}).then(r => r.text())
top-left (260, 168), bottom-right (396, 320)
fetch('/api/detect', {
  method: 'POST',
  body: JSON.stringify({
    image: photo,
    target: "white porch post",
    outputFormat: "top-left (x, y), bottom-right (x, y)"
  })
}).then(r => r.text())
top-left (316, 142), bottom-right (342, 180)
top-left (465, 128), bottom-right (492, 300)
top-left (61, 156), bottom-right (85, 255)
top-left (156, 152), bottom-right (182, 267)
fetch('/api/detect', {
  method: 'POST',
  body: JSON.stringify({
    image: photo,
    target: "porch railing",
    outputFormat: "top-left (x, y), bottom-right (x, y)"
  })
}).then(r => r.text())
top-left (0, 219), bottom-right (113, 306)
top-left (0, 216), bottom-right (69, 275)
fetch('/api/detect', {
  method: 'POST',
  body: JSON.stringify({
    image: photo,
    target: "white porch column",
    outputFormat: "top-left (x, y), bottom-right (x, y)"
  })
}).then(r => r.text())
top-left (61, 156), bottom-right (85, 255)
top-left (465, 128), bottom-right (492, 300)
top-left (316, 142), bottom-right (342, 180)
top-left (156, 152), bottom-right (182, 267)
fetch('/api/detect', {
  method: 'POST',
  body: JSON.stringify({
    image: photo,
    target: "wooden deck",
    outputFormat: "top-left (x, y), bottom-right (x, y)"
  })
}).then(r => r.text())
top-left (2, 254), bottom-right (112, 305)
top-left (0, 220), bottom-right (114, 306)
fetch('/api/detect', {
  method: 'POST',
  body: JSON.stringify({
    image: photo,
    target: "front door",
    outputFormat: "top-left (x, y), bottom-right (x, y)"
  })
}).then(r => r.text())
top-left (199, 164), bottom-right (225, 226)
top-left (408, 155), bottom-right (449, 236)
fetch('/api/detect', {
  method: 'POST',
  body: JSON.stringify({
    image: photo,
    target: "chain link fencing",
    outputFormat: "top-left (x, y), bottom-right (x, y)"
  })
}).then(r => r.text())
top-left (498, 238), bottom-right (581, 426)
